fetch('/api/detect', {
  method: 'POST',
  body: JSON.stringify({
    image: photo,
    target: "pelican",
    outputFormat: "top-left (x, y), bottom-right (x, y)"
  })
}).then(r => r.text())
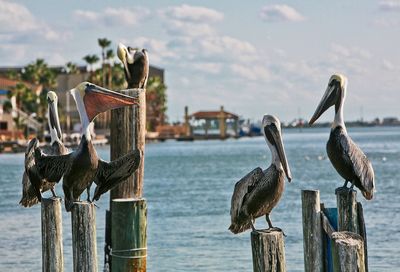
top-left (117, 43), bottom-right (149, 88)
top-left (309, 74), bottom-right (375, 200)
top-left (229, 115), bottom-right (292, 234)
top-left (20, 91), bottom-right (68, 207)
top-left (34, 82), bottom-right (141, 211)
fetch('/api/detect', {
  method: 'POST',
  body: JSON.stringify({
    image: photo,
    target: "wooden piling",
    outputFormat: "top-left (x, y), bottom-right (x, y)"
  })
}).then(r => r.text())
top-left (301, 190), bottom-right (324, 272)
top-left (41, 197), bottom-right (63, 272)
top-left (251, 230), bottom-right (286, 272)
top-left (111, 198), bottom-right (147, 272)
top-left (336, 188), bottom-right (359, 233)
top-left (331, 232), bottom-right (365, 272)
top-left (71, 202), bottom-right (97, 272)
top-left (110, 88), bottom-right (144, 199)
top-left (106, 88), bottom-right (145, 269)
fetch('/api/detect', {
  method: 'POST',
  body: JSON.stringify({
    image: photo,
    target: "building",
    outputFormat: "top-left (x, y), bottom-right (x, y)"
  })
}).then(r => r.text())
top-left (0, 65), bottom-right (165, 136)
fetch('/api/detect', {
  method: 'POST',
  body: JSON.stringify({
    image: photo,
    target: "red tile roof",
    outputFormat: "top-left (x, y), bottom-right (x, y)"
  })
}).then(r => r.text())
top-left (190, 110), bottom-right (238, 119)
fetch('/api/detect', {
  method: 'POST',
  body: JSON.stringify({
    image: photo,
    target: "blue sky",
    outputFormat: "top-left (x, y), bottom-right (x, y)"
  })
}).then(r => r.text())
top-left (1, 0), bottom-right (399, 122)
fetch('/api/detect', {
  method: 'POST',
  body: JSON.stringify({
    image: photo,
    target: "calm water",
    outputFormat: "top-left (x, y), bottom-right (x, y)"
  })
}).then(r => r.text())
top-left (0, 126), bottom-right (399, 271)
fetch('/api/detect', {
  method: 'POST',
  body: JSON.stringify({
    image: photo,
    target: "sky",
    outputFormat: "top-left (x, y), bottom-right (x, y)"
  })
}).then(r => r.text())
top-left (0, 0), bottom-right (399, 123)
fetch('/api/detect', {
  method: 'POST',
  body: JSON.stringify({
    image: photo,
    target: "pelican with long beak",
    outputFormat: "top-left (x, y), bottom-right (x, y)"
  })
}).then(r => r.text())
top-left (309, 74), bottom-right (375, 200)
top-left (35, 82), bottom-right (141, 211)
top-left (117, 43), bottom-right (149, 88)
top-left (229, 115), bottom-right (292, 234)
top-left (20, 91), bottom-right (69, 207)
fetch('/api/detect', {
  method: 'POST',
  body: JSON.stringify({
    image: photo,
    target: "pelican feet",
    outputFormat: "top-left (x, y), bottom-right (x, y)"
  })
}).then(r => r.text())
top-left (335, 180), bottom-right (356, 196)
top-left (266, 227), bottom-right (286, 237)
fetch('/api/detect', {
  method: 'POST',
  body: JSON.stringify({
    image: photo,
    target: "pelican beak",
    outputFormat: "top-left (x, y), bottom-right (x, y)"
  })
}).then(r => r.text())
top-left (81, 83), bottom-right (138, 122)
top-left (47, 97), bottom-right (62, 139)
top-left (264, 124), bottom-right (292, 182)
top-left (309, 82), bottom-right (339, 125)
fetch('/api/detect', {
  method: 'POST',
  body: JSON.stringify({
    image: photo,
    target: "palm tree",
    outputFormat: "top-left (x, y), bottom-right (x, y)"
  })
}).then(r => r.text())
top-left (98, 38), bottom-right (112, 86)
top-left (21, 59), bottom-right (57, 139)
top-left (105, 49), bottom-right (115, 89)
top-left (83, 54), bottom-right (99, 80)
top-left (65, 62), bottom-right (80, 74)
top-left (146, 77), bottom-right (168, 131)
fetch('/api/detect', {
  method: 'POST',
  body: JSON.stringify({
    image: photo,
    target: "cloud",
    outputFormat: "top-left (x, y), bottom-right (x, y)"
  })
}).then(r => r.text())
top-left (73, 7), bottom-right (150, 27)
top-left (230, 64), bottom-right (271, 81)
top-left (379, 0), bottom-right (400, 11)
top-left (259, 5), bottom-right (305, 22)
top-left (128, 37), bottom-right (176, 65)
top-left (160, 4), bottom-right (224, 23)
top-left (0, 0), bottom-right (65, 42)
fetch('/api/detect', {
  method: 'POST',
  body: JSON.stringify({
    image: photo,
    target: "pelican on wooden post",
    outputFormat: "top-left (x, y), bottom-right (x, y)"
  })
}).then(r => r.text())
top-left (229, 115), bottom-right (292, 234)
top-left (34, 82), bottom-right (141, 211)
top-left (20, 91), bottom-right (68, 207)
top-left (309, 74), bottom-right (375, 200)
top-left (117, 43), bottom-right (149, 88)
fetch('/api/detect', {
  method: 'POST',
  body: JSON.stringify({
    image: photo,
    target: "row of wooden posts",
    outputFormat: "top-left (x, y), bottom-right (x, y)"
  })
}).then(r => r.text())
top-left (39, 88), bottom-right (368, 271)
top-left (251, 188), bottom-right (368, 272)
top-left (41, 88), bottom-right (147, 272)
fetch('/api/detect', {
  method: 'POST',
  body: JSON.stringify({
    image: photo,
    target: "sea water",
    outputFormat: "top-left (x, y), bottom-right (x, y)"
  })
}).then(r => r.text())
top-left (0, 126), bottom-right (399, 271)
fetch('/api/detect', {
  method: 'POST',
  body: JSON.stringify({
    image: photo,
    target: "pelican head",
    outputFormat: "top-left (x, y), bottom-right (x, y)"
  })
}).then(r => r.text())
top-left (309, 74), bottom-right (348, 125)
top-left (70, 82), bottom-right (139, 124)
top-left (262, 114), bottom-right (292, 182)
top-left (117, 42), bottom-right (149, 88)
top-left (47, 91), bottom-right (62, 142)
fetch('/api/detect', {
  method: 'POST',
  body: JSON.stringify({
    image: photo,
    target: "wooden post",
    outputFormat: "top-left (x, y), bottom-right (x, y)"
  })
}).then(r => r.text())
top-left (71, 202), bottom-right (97, 272)
top-left (219, 106), bottom-right (226, 139)
top-left (301, 190), bottom-right (324, 272)
top-left (331, 232), bottom-right (365, 272)
top-left (251, 230), bottom-right (286, 272)
top-left (111, 199), bottom-right (147, 272)
top-left (41, 197), bottom-right (63, 272)
top-left (106, 88), bottom-right (145, 269)
top-left (110, 89), bottom-right (145, 199)
top-left (336, 188), bottom-right (359, 234)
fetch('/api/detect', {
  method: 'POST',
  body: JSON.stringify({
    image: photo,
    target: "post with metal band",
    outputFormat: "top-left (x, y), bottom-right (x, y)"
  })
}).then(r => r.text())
top-left (111, 198), bottom-right (147, 271)
top-left (107, 88), bottom-right (147, 271)
top-left (71, 202), bottom-right (97, 272)
top-left (41, 197), bottom-right (64, 272)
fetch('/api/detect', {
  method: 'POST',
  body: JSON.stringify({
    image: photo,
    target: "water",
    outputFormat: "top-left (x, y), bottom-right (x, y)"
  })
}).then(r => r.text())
top-left (0, 126), bottom-right (399, 271)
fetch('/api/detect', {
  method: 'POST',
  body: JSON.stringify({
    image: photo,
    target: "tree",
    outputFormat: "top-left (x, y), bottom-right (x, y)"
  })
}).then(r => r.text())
top-left (105, 49), bottom-right (115, 89)
top-left (83, 54), bottom-right (99, 80)
top-left (146, 77), bottom-right (168, 131)
top-left (65, 62), bottom-right (80, 74)
top-left (98, 38), bottom-right (112, 87)
top-left (21, 59), bottom-right (57, 138)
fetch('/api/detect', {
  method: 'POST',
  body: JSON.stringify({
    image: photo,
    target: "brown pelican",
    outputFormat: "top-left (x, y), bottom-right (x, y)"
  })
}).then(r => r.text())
top-left (20, 91), bottom-right (68, 207)
top-left (229, 115), bottom-right (292, 234)
top-left (117, 43), bottom-right (149, 88)
top-left (34, 82), bottom-right (141, 211)
top-left (309, 74), bottom-right (375, 199)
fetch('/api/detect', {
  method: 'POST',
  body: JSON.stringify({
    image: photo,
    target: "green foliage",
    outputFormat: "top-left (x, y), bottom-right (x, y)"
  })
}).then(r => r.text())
top-left (146, 76), bottom-right (168, 131)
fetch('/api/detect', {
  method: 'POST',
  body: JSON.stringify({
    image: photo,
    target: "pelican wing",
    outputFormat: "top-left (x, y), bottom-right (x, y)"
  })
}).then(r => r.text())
top-left (342, 136), bottom-right (375, 199)
top-left (230, 167), bottom-right (263, 223)
top-left (34, 148), bottom-right (72, 184)
top-left (92, 149), bottom-right (141, 201)
top-left (19, 171), bottom-right (39, 207)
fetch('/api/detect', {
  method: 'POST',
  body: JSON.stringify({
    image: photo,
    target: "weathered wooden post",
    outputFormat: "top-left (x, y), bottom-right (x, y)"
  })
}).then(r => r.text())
top-left (111, 199), bottom-right (147, 271)
top-left (71, 202), bottom-right (97, 272)
top-left (331, 232), bottom-right (365, 272)
top-left (336, 187), bottom-right (369, 270)
top-left (251, 230), bottom-right (286, 272)
top-left (336, 188), bottom-right (359, 233)
top-left (301, 190), bottom-right (324, 272)
top-left (107, 87), bottom-right (146, 271)
top-left (104, 88), bottom-right (146, 270)
top-left (41, 197), bottom-right (63, 272)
